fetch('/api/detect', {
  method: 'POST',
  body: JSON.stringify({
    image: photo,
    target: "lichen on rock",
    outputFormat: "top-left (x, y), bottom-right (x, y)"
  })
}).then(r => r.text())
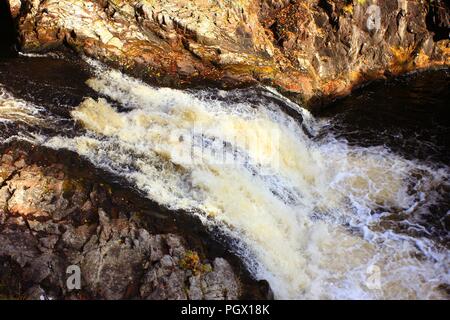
top-left (0, 142), bottom-right (270, 300)
top-left (7, 0), bottom-right (449, 109)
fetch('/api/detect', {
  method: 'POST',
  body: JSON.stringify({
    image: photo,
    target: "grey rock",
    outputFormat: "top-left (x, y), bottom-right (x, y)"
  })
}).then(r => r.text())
top-left (0, 147), bottom-right (265, 300)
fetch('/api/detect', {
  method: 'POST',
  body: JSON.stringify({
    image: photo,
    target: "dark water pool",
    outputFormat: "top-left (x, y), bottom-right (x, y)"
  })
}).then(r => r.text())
top-left (317, 69), bottom-right (450, 166)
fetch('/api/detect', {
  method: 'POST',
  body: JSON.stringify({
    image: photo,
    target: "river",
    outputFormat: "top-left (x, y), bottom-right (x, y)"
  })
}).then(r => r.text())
top-left (0, 53), bottom-right (449, 299)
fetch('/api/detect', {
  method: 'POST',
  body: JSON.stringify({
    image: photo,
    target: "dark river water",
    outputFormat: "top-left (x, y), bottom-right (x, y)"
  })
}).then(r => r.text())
top-left (0, 53), bottom-right (449, 299)
top-left (318, 69), bottom-right (450, 166)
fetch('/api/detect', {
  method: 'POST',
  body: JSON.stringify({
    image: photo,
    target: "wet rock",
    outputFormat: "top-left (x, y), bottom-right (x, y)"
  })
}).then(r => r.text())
top-left (0, 144), bottom-right (269, 300)
top-left (8, 0), bottom-right (449, 109)
top-left (427, 0), bottom-right (450, 41)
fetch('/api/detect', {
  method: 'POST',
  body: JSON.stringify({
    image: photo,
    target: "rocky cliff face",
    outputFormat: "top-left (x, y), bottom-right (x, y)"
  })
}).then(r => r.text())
top-left (6, 0), bottom-right (450, 108)
top-left (0, 142), bottom-right (270, 300)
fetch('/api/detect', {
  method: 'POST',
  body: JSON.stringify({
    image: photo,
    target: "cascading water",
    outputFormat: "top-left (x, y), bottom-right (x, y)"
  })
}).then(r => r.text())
top-left (1, 56), bottom-right (449, 299)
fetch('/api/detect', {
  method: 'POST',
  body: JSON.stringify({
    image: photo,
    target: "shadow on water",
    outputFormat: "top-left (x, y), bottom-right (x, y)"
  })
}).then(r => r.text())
top-left (0, 54), bottom-right (273, 299)
top-left (0, 53), bottom-right (99, 141)
top-left (0, 0), bottom-right (18, 57)
top-left (317, 69), bottom-right (450, 166)
top-left (0, 53), bottom-right (97, 117)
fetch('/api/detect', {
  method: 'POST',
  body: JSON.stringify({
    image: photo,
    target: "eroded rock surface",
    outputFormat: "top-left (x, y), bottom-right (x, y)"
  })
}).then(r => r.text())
top-left (7, 0), bottom-right (450, 108)
top-left (0, 143), bottom-right (269, 300)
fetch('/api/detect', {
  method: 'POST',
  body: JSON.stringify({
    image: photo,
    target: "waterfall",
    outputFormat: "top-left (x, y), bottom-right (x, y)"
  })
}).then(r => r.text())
top-left (2, 58), bottom-right (449, 299)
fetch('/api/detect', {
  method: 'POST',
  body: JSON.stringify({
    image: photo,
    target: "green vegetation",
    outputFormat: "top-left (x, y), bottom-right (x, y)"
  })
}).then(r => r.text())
top-left (179, 250), bottom-right (213, 275)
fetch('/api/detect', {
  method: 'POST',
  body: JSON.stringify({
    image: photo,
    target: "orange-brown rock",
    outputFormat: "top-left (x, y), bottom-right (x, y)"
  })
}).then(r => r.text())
top-left (7, 0), bottom-right (450, 109)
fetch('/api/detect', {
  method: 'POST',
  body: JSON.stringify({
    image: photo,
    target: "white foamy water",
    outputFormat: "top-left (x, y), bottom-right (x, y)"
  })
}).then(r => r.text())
top-left (0, 86), bottom-right (57, 143)
top-left (28, 61), bottom-right (449, 299)
top-left (18, 51), bottom-right (63, 59)
top-left (0, 87), bottom-right (46, 124)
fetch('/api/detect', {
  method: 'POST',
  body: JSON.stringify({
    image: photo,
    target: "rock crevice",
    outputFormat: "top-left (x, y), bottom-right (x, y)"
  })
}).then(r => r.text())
top-left (6, 0), bottom-right (449, 108)
top-left (0, 143), bottom-right (270, 300)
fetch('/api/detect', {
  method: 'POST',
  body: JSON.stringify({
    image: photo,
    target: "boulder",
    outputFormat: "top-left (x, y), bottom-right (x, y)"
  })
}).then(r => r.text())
top-left (0, 143), bottom-right (270, 300)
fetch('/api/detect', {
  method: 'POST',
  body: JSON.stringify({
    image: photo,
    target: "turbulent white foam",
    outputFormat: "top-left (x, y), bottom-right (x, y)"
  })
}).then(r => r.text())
top-left (39, 61), bottom-right (450, 299)
top-left (0, 87), bottom-right (48, 126)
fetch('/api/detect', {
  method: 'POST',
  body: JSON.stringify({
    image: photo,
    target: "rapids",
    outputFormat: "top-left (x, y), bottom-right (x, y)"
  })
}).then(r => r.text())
top-left (1, 55), bottom-right (449, 299)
